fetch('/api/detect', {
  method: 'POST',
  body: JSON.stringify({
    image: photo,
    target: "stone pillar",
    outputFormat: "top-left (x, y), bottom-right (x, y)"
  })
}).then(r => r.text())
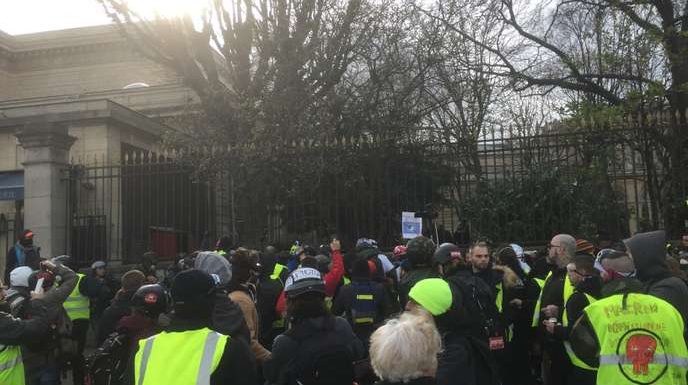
top-left (16, 122), bottom-right (76, 259)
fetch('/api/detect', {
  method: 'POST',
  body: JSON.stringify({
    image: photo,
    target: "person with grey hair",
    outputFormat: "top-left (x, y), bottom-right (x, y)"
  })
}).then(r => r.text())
top-left (369, 310), bottom-right (442, 385)
top-left (533, 234), bottom-right (576, 385)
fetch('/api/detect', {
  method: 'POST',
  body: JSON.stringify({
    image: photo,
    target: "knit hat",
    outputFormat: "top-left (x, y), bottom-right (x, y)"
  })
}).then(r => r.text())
top-left (10, 266), bottom-right (32, 288)
top-left (121, 270), bottom-right (146, 293)
top-left (575, 239), bottom-right (595, 255)
top-left (195, 251), bottom-right (233, 285)
top-left (408, 278), bottom-right (453, 316)
top-left (171, 269), bottom-right (215, 304)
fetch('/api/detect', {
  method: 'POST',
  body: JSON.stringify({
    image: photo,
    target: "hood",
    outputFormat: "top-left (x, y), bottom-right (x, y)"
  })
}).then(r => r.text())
top-left (10, 266), bottom-right (32, 288)
top-left (624, 230), bottom-right (669, 281)
top-left (493, 265), bottom-right (520, 288)
top-left (194, 251), bottom-right (232, 285)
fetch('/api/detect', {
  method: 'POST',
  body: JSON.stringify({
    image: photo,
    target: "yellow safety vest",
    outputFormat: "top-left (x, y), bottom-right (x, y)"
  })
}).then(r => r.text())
top-left (270, 264), bottom-right (287, 283)
top-left (0, 345), bottom-right (24, 385)
top-left (134, 328), bottom-right (229, 385)
top-left (562, 292), bottom-right (597, 371)
top-left (64, 273), bottom-right (90, 321)
top-left (270, 264), bottom-right (289, 328)
top-left (531, 271), bottom-right (573, 327)
top-left (585, 293), bottom-right (688, 385)
top-left (343, 276), bottom-right (351, 286)
top-left (495, 282), bottom-right (503, 313)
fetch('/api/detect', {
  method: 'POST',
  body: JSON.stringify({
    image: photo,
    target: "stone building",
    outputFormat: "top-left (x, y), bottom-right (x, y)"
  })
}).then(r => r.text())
top-left (0, 25), bottom-right (196, 275)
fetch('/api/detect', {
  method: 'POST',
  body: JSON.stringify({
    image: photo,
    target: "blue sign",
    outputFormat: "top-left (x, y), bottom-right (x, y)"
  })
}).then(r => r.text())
top-left (0, 171), bottom-right (24, 201)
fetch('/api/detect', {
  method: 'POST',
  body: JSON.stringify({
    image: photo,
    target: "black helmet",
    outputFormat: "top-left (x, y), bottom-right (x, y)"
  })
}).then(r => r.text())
top-left (284, 268), bottom-right (325, 298)
top-left (132, 284), bottom-right (167, 318)
top-left (434, 243), bottom-right (462, 264)
top-left (406, 236), bottom-right (436, 267)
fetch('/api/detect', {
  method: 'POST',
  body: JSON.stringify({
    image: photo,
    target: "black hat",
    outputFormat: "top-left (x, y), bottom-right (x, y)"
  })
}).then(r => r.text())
top-left (171, 269), bottom-right (215, 305)
top-left (284, 268), bottom-right (325, 298)
top-left (434, 243), bottom-right (461, 264)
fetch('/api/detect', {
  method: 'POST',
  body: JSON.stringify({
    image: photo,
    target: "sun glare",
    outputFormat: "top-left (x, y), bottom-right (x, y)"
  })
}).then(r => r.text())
top-left (126, 0), bottom-right (209, 19)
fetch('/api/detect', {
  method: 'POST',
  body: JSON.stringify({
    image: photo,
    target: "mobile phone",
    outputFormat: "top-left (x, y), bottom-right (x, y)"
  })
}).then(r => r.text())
top-left (34, 277), bottom-right (45, 295)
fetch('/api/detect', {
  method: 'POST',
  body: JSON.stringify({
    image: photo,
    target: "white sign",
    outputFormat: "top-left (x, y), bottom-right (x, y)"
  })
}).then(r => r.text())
top-left (401, 211), bottom-right (422, 239)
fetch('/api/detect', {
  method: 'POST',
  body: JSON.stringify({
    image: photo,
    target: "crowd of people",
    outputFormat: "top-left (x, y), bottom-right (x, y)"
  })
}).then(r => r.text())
top-left (2, 229), bottom-right (688, 385)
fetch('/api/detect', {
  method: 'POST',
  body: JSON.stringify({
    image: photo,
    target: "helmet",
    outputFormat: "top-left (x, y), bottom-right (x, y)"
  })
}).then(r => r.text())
top-left (393, 245), bottom-right (408, 258)
top-left (284, 268), bottom-right (325, 298)
top-left (434, 243), bottom-right (461, 264)
top-left (132, 284), bottom-right (167, 318)
top-left (290, 241), bottom-right (303, 257)
top-left (91, 260), bottom-right (107, 269)
top-left (406, 236), bottom-right (436, 266)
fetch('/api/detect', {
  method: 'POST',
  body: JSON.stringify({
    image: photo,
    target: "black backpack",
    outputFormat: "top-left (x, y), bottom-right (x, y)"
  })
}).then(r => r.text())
top-left (283, 318), bottom-right (355, 385)
top-left (85, 332), bottom-right (131, 385)
top-left (445, 272), bottom-right (504, 340)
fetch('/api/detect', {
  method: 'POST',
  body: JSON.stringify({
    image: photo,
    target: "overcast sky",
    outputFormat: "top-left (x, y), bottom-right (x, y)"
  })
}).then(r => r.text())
top-left (0, 0), bottom-right (112, 35)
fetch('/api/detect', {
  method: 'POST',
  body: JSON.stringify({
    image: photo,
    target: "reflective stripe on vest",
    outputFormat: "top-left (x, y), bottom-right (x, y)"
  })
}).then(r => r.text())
top-left (134, 328), bottom-right (228, 385)
top-left (64, 273), bottom-right (90, 320)
top-left (562, 292), bottom-right (597, 371)
top-left (585, 293), bottom-right (688, 385)
top-left (531, 271), bottom-right (573, 327)
top-left (495, 282), bottom-right (503, 313)
top-left (0, 345), bottom-right (25, 385)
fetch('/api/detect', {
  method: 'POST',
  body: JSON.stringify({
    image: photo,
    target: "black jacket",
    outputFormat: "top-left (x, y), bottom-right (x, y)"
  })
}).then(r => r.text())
top-left (4, 244), bottom-right (40, 283)
top-left (625, 230), bottom-right (688, 323)
top-left (126, 316), bottom-right (256, 385)
top-left (211, 288), bottom-right (251, 344)
top-left (263, 315), bottom-right (365, 385)
top-left (551, 276), bottom-right (601, 341)
top-left (331, 279), bottom-right (388, 327)
top-left (539, 266), bottom-right (568, 319)
top-left (257, 276), bottom-right (284, 345)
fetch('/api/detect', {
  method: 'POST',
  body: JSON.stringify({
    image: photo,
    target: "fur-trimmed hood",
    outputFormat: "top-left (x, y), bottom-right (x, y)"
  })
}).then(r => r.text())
top-left (493, 265), bottom-right (520, 288)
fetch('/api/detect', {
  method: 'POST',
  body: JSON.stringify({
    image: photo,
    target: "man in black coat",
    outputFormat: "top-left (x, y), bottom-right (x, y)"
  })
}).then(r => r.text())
top-left (5, 229), bottom-right (40, 283)
top-left (97, 270), bottom-right (146, 345)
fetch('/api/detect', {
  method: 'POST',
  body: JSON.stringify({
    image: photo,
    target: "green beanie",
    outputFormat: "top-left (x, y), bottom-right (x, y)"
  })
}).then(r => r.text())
top-left (408, 278), bottom-right (453, 316)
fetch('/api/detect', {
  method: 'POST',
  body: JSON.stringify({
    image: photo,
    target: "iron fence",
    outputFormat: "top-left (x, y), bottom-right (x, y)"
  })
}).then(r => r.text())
top-left (64, 120), bottom-right (684, 265)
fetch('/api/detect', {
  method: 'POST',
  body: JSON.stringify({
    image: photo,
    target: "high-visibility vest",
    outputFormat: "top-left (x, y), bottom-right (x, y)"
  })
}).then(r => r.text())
top-left (495, 282), bottom-right (504, 313)
top-left (532, 271), bottom-right (573, 327)
top-left (0, 345), bottom-right (24, 385)
top-left (562, 292), bottom-right (597, 371)
top-left (343, 276), bottom-right (351, 286)
top-left (215, 250), bottom-right (227, 256)
top-left (270, 264), bottom-right (289, 328)
top-left (64, 273), bottom-right (90, 321)
top-left (270, 263), bottom-right (287, 283)
top-left (134, 328), bottom-right (229, 385)
top-left (585, 293), bottom-right (688, 385)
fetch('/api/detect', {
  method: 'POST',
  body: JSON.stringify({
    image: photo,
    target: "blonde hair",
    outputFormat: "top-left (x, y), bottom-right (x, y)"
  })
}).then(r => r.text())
top-left (369, 309), bottom-right (442, 383)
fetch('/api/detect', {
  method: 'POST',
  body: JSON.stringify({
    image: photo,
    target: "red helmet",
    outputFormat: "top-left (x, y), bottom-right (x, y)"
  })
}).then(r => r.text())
top-left (393, 245), bottom-right (408, 258)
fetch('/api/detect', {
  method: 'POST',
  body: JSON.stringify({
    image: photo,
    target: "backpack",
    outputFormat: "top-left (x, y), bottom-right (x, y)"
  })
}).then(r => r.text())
top-left (445, 272), bottom-right (505, 341)
top-left (348, 282), bottom-right (378, 328)
top-left (85, 332), bottom-right (131, 385)
top-left (4, 289), bottom-right (28, 318)
top-left (283, 317), bottom-right (355, 385)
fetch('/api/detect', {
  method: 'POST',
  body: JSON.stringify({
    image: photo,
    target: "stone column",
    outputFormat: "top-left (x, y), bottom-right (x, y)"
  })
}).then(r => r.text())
top-left (16, 122), bottom-right (76, 259)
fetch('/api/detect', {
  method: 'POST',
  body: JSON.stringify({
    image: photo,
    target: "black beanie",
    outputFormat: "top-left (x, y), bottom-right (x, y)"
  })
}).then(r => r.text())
top-left (171, 269), bottom-right (215, 305)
